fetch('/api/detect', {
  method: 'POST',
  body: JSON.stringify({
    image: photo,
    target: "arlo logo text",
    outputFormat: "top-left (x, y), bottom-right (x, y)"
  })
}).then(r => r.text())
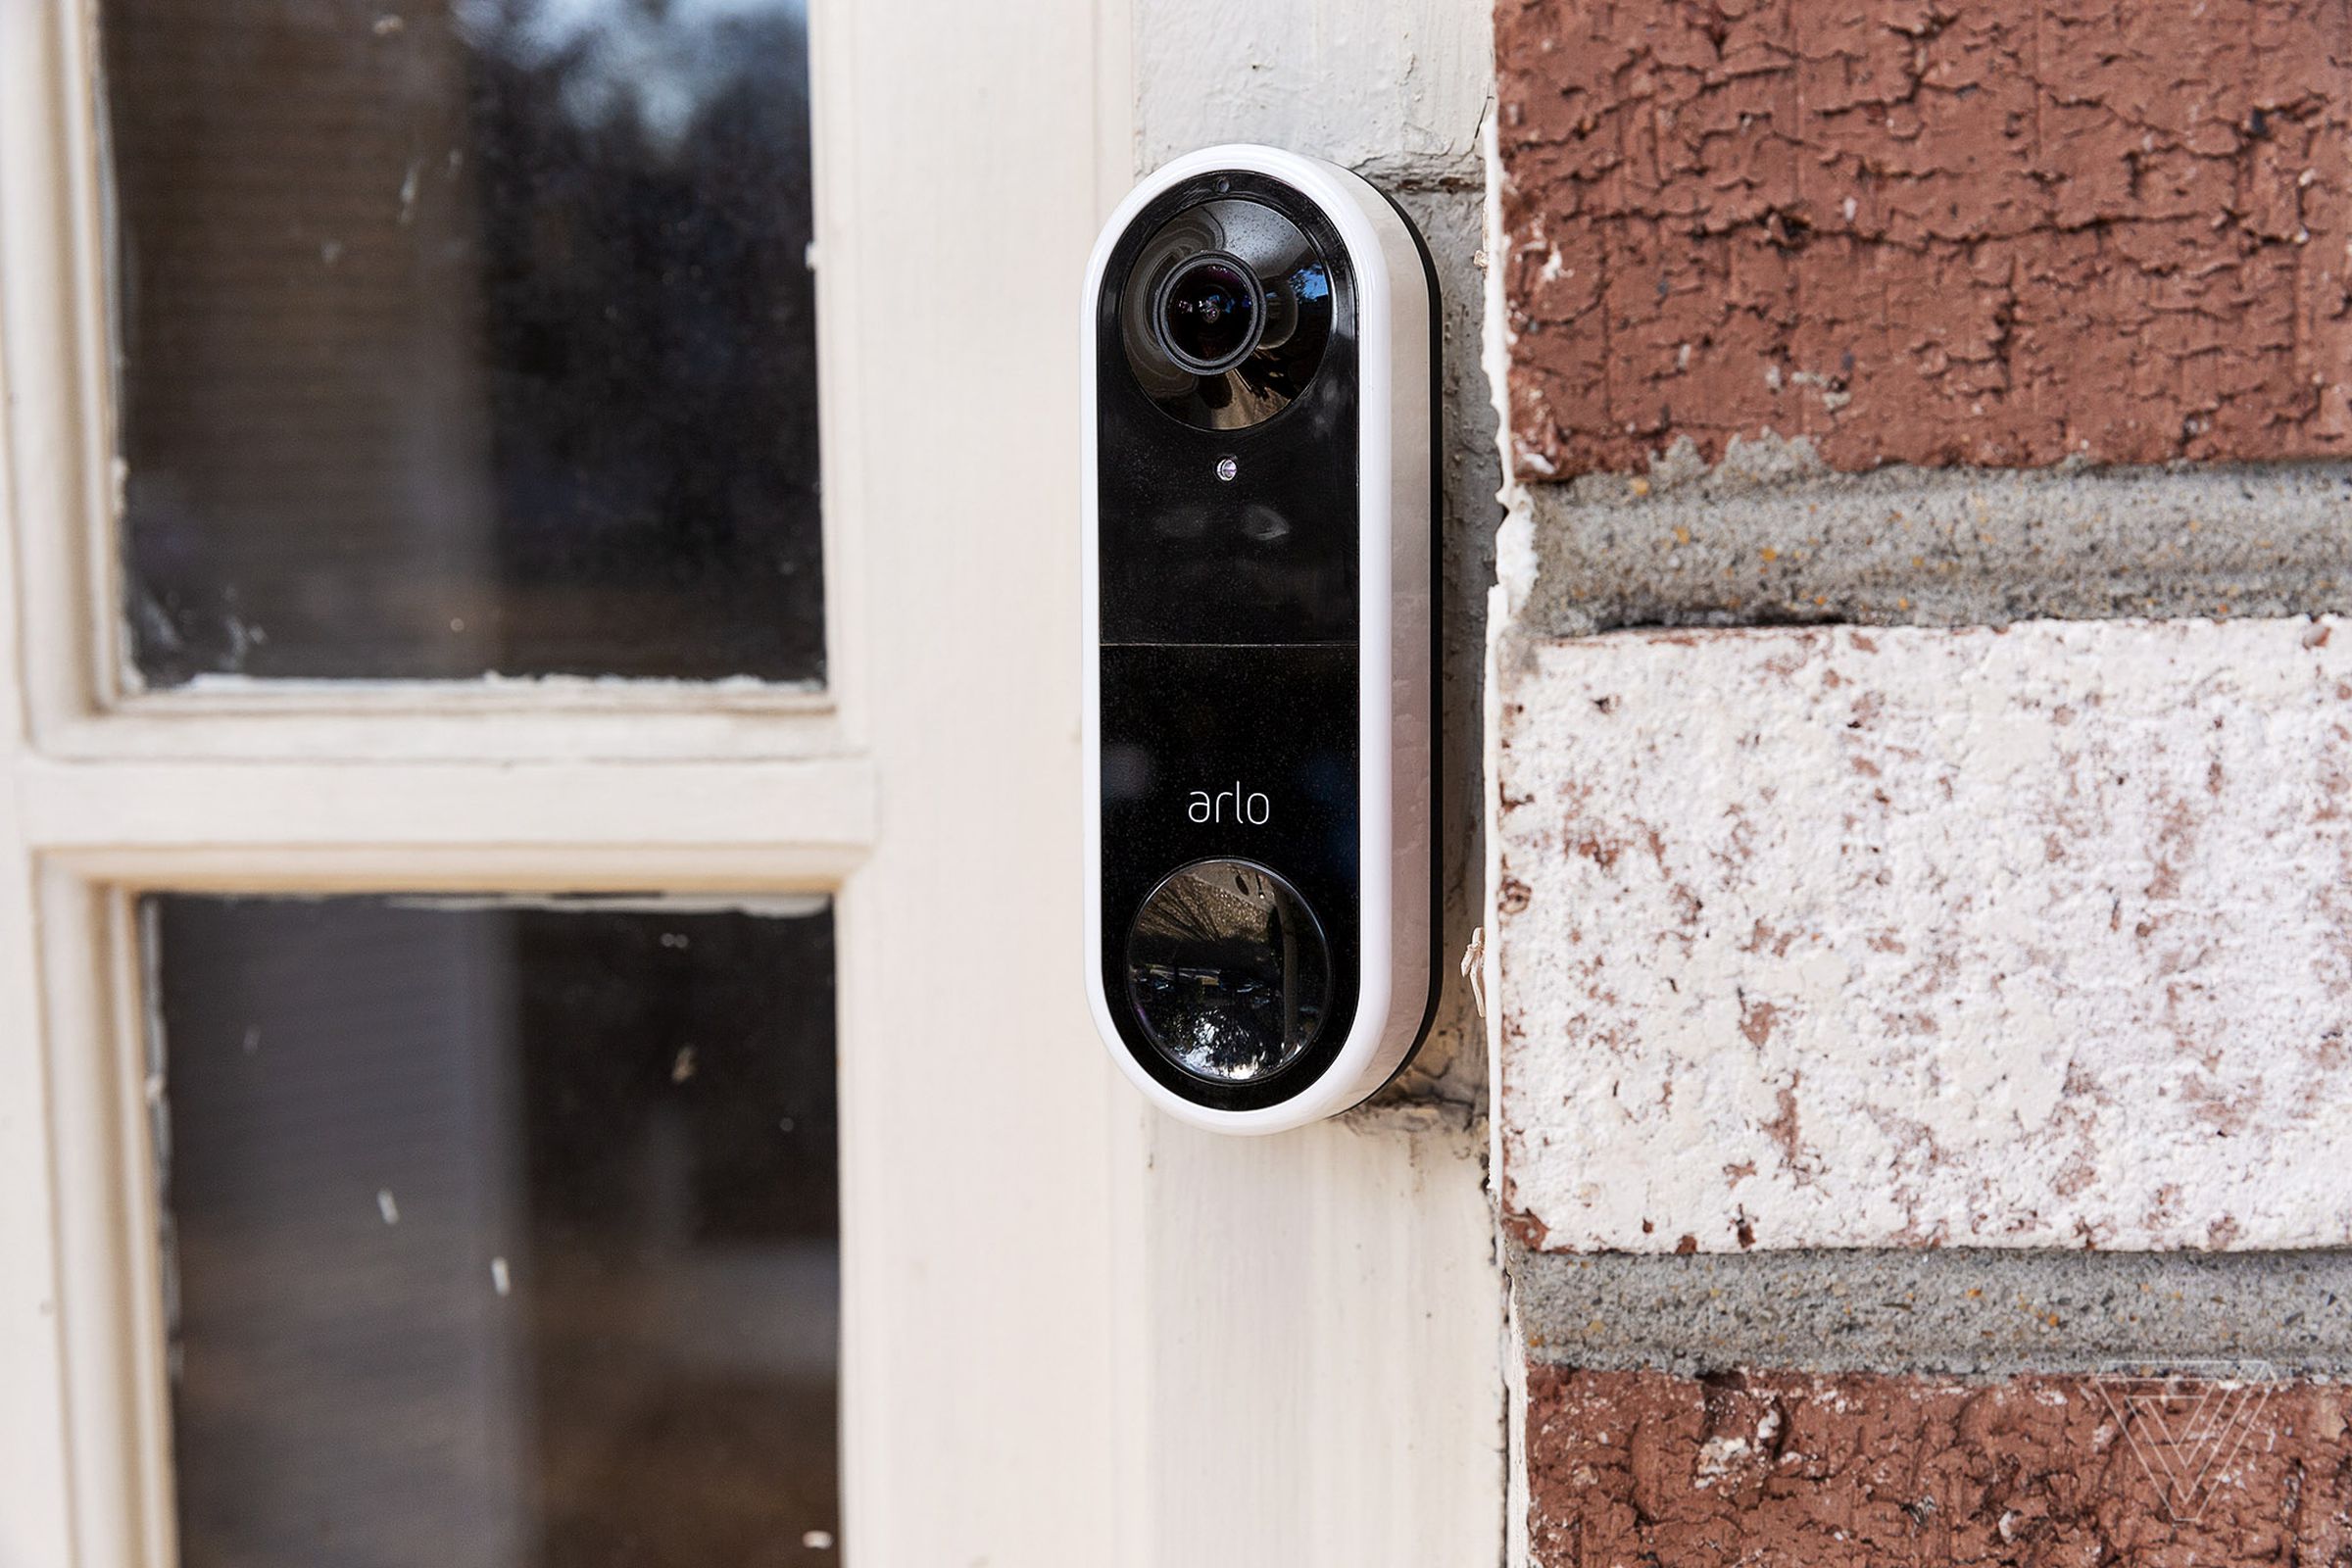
top-left (1189, 784), bottom-right (1270, 825)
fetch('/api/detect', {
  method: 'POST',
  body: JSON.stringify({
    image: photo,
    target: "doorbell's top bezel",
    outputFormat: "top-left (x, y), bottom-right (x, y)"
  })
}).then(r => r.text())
top-left (1081, 144), bottom-right (1437, 1135)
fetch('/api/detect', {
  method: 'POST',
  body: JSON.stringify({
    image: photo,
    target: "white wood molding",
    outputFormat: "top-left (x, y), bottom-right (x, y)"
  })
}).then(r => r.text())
top-left (37, 694), bottom-right (853, 766)
top-left (37, 876), bottom-right (175, 1568)
top-left (819, 0), bottom-right (1122, 1557)
top-left (0, 0), bottom-right (114, 736)
top-left (803, 0), bottom-right (874, 760)
top-left (0, 24), bottom-right (76, 1547)
top-left (1110, 1115), bottom-right (1506, 1566)
top-left (823, 0), bottom-right (1503, 1553)
top-left (15, 758), bottom-right (877, 859)
top-left (0, 834), bottom-right (77, 1567)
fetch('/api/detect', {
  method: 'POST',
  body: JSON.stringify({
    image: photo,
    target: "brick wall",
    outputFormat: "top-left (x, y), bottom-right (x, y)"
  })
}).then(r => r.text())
top-left (1486, 1), bottom-right (2352, 1558)
top-left (1494, 0), bottom-right (2352, 478)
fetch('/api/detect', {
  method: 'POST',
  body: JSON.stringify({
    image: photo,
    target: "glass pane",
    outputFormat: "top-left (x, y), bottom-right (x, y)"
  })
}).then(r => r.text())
top-left (105, 0), bottom-right (824, 686)
top-left (146, 895), bottom-right (841, 1565)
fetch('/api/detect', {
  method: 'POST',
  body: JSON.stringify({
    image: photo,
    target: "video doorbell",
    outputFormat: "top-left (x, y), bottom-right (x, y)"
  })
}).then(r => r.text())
top-left (1081, 144), bottom-right (1440, 1133)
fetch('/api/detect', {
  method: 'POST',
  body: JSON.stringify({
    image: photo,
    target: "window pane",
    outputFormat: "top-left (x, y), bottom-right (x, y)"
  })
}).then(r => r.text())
top-left (146, 895), bottom-right (840, 1565)
top-left (105, 1), bottom-right (824, 686)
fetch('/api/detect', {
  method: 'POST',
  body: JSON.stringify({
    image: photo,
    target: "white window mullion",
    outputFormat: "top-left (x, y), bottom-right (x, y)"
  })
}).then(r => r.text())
top-left (1, 0), bottom-right (114, 737)
top-left (35, 873), bottom-right (174, 1568)
top-left (14, 758), bottom-right (877, 874)
top-left (0, 823), bottom-right (78, 1568)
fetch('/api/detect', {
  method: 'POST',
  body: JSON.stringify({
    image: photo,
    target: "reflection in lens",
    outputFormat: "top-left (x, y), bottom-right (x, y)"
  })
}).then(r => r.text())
top-left (1155, 254), bottom-right (1263, 374)
top-left (1124, 859), bottom-right (1329, 1083)
top-left (1117, 194), bottom-right (1335, 431)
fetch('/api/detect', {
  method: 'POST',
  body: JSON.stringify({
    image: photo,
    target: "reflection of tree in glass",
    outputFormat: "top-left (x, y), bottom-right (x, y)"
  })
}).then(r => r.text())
top-left (1127, 863), bottom-right (1326, 1083)
top-left (457, 0), bottom-right (810, 156)
top-left (1137, 861), bottom-right (1264, 944)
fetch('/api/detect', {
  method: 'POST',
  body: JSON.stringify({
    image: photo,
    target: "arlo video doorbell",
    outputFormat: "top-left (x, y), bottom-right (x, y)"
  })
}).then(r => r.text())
top-left (1082, 145), bottom-right (1439, 1133)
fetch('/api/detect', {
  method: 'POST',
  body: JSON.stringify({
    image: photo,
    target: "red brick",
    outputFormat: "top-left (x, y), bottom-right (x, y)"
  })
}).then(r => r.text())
top-left (1494, 0), bottom-right (2352, 477)
top-left (1526, 1365), bottom-right (2352, 1565)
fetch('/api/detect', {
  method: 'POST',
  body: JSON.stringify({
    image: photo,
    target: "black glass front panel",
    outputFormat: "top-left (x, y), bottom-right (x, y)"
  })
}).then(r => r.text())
top-left (105, 0), bottom-right (823, 684)
top-left (148, 895), bottom-right (841, 1566)
top-left (1094, 174), bottom-right (1358, 648)
top-left (1093, 172), bottom-right (1366, 1109)
top-left (1099, 644), bottom-right (1359, 1109)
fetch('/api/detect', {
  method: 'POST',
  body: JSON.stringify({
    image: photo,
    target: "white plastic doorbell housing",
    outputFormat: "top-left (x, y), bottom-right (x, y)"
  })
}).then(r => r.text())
top-left (1081, 145), bottom-right (1439, 1133)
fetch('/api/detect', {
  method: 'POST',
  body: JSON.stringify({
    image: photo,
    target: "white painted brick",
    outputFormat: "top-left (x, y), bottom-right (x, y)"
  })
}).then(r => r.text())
top-left (1134, 0), bottom-right (1490, 172)
top-left (1493, 617), bottom-right (2352, 1251)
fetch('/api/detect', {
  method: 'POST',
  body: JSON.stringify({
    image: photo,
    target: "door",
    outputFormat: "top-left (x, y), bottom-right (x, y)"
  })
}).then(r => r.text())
top-left (0, 2), bottom-right (1501, 1563)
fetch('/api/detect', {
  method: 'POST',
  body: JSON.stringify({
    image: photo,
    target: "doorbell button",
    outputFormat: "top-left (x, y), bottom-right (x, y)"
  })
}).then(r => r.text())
top-left (1084, 144), bottom-right (1438, 1133)
top-left (1123, 858), bottom-right (1330, 1085)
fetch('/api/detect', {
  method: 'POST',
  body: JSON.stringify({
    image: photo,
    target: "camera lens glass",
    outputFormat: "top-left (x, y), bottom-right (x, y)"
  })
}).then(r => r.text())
top-left (1154, 254), bottom-right (1264, 374)
top-left (1124, 858), bottom-right (1329, 1084)
top-left (1116, 191), bottom-right (1336, 431)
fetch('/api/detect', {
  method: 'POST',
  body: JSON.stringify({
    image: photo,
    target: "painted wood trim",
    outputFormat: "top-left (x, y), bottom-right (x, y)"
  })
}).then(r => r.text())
top-left (37, 876), bottom-right (175, 1568)
top-left (15, 758), bottom-right (878, 858)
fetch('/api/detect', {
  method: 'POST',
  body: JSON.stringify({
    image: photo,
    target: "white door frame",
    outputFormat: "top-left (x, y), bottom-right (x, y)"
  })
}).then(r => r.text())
top-left (0, 3), bottom-right (1502, 1563)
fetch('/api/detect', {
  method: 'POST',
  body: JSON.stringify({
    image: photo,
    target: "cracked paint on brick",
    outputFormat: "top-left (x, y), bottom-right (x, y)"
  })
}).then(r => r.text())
top-left (1525, 1366), bottom-right (2352, 1566)
top-left (1492, 615), bottom-right (2352, 1250)
top-left (1493, 0), bottom-right (2352, 477)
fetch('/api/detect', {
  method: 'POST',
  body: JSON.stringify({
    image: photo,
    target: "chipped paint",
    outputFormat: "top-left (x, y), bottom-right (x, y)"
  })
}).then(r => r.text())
top-left (1494, 615), bottom-right (2352, 1250)
top-left (1524, 1367), bottom-right (2352, 1566)
top-left (1492, 0), bottom-right (2352, 477)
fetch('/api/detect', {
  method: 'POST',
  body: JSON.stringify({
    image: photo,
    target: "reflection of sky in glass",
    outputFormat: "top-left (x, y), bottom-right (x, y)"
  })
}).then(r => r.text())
top-left (456, 0), bottom-right (808, 153)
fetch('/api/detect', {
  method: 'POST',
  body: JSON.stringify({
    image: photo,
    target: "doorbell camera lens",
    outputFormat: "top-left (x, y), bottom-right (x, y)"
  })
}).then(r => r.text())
top-left (1152, 253), bottom-right (1265, 374)
top-left (1124, 858), bottom-right (1330, 1084)
top-left (1115, 194), bottom-right (1335, 432)
top-left (1085, 146), bottom-right (1440, 1132)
